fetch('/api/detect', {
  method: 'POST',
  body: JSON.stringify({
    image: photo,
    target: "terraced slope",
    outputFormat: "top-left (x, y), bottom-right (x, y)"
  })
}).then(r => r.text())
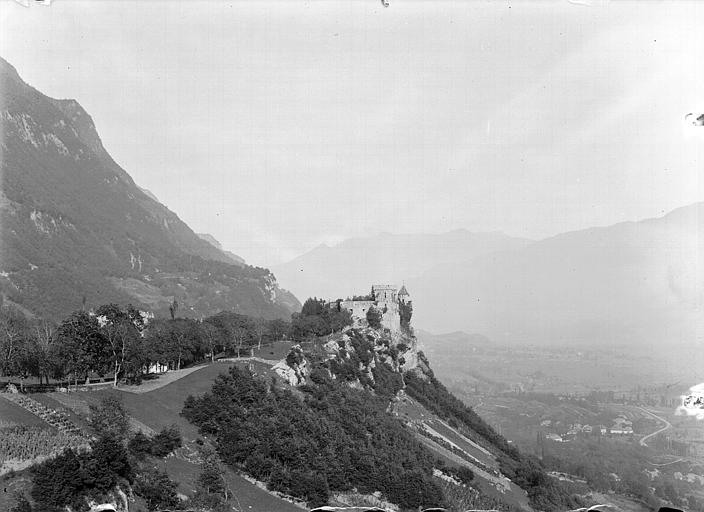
top-left (392, 391), bottom-right (531, 511)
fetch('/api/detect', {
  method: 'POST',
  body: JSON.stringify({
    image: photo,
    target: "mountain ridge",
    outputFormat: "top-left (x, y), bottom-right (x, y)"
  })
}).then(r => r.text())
top-left (274, 202), bottom-right (703, 350)
top-left (0, 55), bottom-right (299, 321)
top-left (409, 202), bottom-right (704, 347)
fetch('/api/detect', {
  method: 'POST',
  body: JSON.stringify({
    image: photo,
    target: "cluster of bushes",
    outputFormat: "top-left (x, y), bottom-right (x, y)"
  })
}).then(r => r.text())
top-left (439, 464), bottom-right (475, 485)
top-left (13, 397), bottom-right (185, 512)
top-left (182, 365), bottom-right (445, 509)
top-left (128, 425), bottom-right (182, 458)
top-left (324, 330), bottom-right (404, 397)
top-left (366, 306), bottom-right (383, 328)
top-left (31, 436), bottom-right (132, 512)
top-left (404, 362), bottom-right (579, 512)
top-left (290, 298), bottom-right (352, 340)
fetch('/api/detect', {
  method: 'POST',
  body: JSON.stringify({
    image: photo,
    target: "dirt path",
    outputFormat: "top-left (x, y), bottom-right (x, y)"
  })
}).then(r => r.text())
top-left (638, 406), bottom-right (672, 447)
top-left (118, 365), bottom-right (211, 394)
top-left (119, 357), bottom-right (280, 394)
top-left (647, 458), bottom-right (683, 466)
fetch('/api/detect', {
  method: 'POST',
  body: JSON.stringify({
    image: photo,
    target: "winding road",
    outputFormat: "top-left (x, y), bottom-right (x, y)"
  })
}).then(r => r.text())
top-left (638, 406), bottom-right (673, 447)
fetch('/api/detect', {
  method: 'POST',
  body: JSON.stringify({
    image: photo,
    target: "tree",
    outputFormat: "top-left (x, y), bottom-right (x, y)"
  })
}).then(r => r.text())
top-left (200, 320), bottom-right (221, 362)
top-left (169, 318), bottom-right (198, 369)
top-left (55, 311), bottom-right (107, 388)
top-left (268, 318), bottom-right (289, 341)
top-left (128, 431), bottom-right (153, 459)
top-left (82, 435), bottom-right (133, 492)
top-left (31, 449), bottom-right (84, 512)
top-left (0, 306), bottom-right (30, 387)
top-left (253, 317), bottom-right (268, 350)
top-left (208, 312), bottom-right (255, 357)
top-left (134, 467), bottom-right (179, 511)
top-left (32, 320), bottom-right (57, 385)
top-left (144, 319), bottom-right (171, 371)
top-left (169, 299), bottom-right (179, 320)
top-left (366, 305), bottom-right (383, 329)
top-left (88, 396), bottom-right (131, 442)
top-left (149, 425), bottom-right (182, 457)
top-left (291, 298), bottom-right (352, 340)
top-left (231, 324), bottom-right (251, 357)
top-left (96, 304), bottom-right (141, 387)
top-left (300, 297), bottom-right (326, 316)
top-left (126, 303), bottom-right (147, 332)
top-left (196, 445), bottom-right (228, 500)
top-left (145, 318), bottom-right (198, 371)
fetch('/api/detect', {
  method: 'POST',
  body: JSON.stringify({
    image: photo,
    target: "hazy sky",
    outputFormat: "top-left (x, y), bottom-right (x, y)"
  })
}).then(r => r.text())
top-left (2, 0), bottom-right (703, 266)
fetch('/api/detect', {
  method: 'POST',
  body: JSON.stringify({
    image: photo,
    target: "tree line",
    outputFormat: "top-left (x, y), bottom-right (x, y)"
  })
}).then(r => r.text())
top-left (0, 296), bottom-right (354, 390)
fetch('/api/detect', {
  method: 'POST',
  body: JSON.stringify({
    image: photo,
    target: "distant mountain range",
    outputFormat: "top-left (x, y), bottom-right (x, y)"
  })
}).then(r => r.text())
top-left (410, 203), bottom-right (704, 349)
top-left (276, 205), bottom-right (704, 349)
top-left (0, 56), bottom-right (299, 321)
top-left (272, 230), bottom-right (530, 301)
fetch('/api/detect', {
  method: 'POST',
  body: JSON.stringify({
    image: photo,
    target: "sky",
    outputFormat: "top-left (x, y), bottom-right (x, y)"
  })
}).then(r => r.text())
top-left (1, 0), bottom-right (703, 267)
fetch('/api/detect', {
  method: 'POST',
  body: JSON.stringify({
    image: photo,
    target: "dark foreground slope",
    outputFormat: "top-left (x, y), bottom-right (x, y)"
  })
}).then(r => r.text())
top-left (0, 57), bottom-right (299, 321)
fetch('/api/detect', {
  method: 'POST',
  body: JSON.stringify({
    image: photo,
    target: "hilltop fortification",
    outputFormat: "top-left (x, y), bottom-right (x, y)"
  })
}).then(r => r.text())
top-left (339, 284), bottom-right (412, 333)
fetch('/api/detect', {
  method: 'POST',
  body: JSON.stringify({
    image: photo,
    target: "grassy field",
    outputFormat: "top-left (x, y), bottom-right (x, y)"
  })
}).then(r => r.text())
top-left (250, 340), bottom-right (294, 360)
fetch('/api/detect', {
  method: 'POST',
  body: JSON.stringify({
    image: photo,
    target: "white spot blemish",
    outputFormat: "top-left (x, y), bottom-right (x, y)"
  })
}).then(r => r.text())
top-left (676, 383), bottom-right (704, 419)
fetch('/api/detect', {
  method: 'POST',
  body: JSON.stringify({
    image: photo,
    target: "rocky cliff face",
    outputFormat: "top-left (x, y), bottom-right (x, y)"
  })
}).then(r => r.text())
top-left (0, 57), bottom-right (299, 321)
top-left (276, 325), bottom-right (419, 390)
top-left (324, 326), bottom-right (419, 374)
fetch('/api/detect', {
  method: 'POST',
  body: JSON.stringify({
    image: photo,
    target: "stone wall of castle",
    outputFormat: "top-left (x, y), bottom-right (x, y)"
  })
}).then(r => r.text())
top-left (340, 284), bottom-right (404, 332)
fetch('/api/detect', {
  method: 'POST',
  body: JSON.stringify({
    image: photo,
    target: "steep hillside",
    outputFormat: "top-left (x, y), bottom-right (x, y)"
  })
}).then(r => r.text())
top-left (1, 309), bottom-right (581, 512)
top-left (0, 57), bottom-right (299, 321)
top-left (183, 323), bottom-right (580, 512)
top-left (409, 204), bottom-right (704, 350)
top-left (272, 230), bottom-right (530, 302)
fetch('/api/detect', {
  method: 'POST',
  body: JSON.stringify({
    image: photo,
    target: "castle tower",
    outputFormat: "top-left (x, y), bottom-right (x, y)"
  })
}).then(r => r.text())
top-left (371, 284), bottom-right (397, 303)
top-left (398, 284), bottom-right (410, 304)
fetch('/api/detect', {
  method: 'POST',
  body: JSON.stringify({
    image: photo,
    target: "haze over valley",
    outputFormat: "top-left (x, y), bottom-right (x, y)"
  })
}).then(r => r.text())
top-left (274, 202), bottom-right (704, 353)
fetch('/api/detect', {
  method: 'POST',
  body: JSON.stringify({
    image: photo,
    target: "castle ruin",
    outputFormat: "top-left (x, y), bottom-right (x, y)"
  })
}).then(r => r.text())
top-left (339, 284), bottom-right (411, 332)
